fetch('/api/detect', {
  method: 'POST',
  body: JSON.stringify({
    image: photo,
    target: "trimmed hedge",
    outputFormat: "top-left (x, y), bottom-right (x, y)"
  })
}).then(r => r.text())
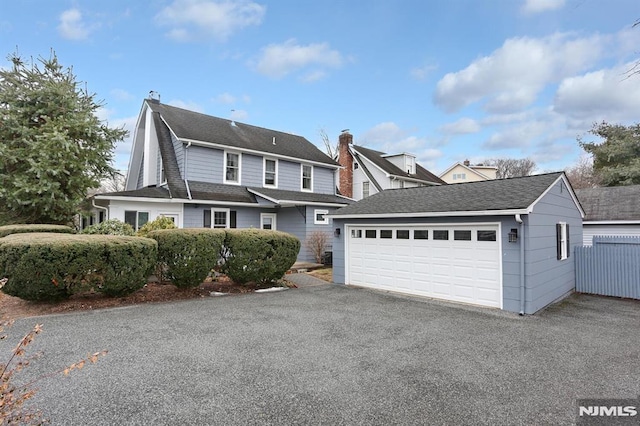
top-left (148, 229), bottom-right (226, 288)
top-left (222, 229), bottom-right (300, 285)
top-left (82, 219), bottom-right (135, 236)
top-left (0, 224), bottom-right (75, 238)
top-left (136, 216), bottom-right (177, 238)
top-left (0, 233), bottom-right (157, 301)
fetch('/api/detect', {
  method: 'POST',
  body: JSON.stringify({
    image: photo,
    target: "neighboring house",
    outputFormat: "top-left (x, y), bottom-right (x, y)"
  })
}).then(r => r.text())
top-left (329, 172), bottom-right (584, 315)
top-left (336, 131), bottom-right (444, 200)
top-left (94, 98), bottom-right (352, 262)
top-left (439, 160), bottom-right (498, 184)
top-left (575, 185), bottom-right (640, 246)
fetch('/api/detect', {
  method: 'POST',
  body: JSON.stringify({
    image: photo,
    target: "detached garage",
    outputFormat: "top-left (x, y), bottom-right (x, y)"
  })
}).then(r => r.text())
top-left (330, 172), bottom-right (584, 315)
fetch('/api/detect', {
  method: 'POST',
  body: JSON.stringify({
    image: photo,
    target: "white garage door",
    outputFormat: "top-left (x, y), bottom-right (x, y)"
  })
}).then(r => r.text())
top-left (346, 224), bottom-right (502, 308)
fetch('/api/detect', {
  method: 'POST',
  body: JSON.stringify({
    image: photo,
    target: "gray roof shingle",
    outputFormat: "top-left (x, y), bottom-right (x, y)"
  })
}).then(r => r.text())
top-left (154, 112), bottom-right (189, 199)
top-left (248, 187), bottom-right (352, 205)
top-left (331, 172), bottom-right (565, 216)
top-left (352, 145), bottom-right (445, 185)
top-left (97, 186), bottom-right (171, 199)
top-left (187, 181), bottom-right (257, 203)
top-left (575, 185), bottom-right (640, 221)
top-left (149, 101), bottom-right (338, 167)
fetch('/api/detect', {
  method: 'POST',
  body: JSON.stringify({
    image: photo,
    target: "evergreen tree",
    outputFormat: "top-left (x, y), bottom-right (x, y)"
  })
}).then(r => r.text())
top-left (0, 52), bottom-right (127, 224)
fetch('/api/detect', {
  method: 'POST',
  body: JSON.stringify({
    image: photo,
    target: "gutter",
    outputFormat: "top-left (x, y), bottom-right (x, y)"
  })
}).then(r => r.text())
top-left (184, 141), bottom-right (192, 200)
top-left (92, 198), bottom-right (109, 221)
top-left (516, 214), bottom-right (525, 315)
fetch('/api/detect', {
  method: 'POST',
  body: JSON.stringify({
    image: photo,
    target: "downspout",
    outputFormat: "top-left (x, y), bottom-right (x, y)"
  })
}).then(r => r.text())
top-left (516, 214), bottom-right (525, 315)
top-left (92, 198), bottom-right (109, 221)
top-left (184, 141), bottom-right (192, 200)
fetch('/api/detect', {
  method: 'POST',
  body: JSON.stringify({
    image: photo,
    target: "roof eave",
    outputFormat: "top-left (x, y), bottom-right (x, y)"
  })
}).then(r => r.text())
top-left (328, 208), bottom-right (530, 220)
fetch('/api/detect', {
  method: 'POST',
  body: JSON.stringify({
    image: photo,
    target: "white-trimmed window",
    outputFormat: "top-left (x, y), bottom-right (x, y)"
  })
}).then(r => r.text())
top-left (362, 181), bottom-right (370, 198)
top-left (124, 211), bottom-right (149, 231)
top-left (557, 222), bottom-right (570, 260)
top-left (205, 208), bottom-right (230, 229)
top-left (261, 213), bottom-right (277, 230)
top-left (264, 158), bottom-right (277, 187)
top-left (314, 209), bottom-right (329, 225)
top-left (301, 164), bottom-right (313, 191)
top-left (224, 152), bottom-right (241, 184)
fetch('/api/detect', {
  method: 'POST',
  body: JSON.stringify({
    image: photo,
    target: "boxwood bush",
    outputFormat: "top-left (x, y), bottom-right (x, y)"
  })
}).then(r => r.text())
top-left (148, 229), bottom-right (226, 288)
top-left (222, 229), bottom-right (300, 285)
top-left (0, 224), bottom-right (75, 238)
top-left (0, 233), bottom-right (157, 301)
top-left (82, 219), bottom-right (135, 236)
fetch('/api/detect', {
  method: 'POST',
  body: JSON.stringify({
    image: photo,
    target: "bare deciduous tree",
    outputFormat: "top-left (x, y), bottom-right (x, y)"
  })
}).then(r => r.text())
top-left (484, 158), bottom-right (537, 179)
top-left (319, 128), bottom-right (338, 159)
top-left (305, 231), bottom-right (330, 264)
top-left (565, 154), bottom-right (601, 189)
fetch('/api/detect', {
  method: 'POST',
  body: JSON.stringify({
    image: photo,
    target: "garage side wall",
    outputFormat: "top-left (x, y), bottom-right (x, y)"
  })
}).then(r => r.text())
top-left (525, 179), bottom-right (583, 314)
top-left (332, 215), bottom-right (523, 312)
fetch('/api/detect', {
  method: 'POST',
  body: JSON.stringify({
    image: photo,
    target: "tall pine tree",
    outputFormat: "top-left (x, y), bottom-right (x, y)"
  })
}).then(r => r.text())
top-left (0, 52), bottom-right (127, 224)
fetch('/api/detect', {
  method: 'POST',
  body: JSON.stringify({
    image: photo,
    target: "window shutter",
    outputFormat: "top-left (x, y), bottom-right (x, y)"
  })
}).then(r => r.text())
top-left (230, 211), bottom-right (237, 228)
top-left (203, 210), bottom-right (211, 228)
top-left (566, 223), bottom-right (570, 258)
top-left (556, 223), bottom-right (562, 260)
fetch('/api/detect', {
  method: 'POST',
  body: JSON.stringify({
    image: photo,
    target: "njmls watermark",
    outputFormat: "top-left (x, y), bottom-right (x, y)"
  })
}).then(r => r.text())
top-left (577, 397), bottom-right (639, 425)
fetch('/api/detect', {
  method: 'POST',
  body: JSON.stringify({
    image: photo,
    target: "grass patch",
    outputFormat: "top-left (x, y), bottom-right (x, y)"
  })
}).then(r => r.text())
top-left (307, 268), bottom-right (332, 282)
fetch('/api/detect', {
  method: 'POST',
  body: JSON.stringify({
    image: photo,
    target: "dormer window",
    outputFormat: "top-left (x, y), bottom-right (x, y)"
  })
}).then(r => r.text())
top-left (406, 156), bottom-right (416, 174)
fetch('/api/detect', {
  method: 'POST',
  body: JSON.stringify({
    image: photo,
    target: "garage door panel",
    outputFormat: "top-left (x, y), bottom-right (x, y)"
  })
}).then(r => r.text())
top-left (347, 224), bottom-right (501, 309)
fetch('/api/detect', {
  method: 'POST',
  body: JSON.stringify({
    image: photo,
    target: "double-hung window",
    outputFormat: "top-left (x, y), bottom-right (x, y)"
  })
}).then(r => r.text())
top-left (225, 152), bottom-right (241, 184)
top-left (362, 181), bottom-right (370, 198)
top-left (204, 208), bottom-right (237, 229)
top-left (301, 164), bottom-right (313, 191)
top-left (264, 158), bottom-right (277, 187)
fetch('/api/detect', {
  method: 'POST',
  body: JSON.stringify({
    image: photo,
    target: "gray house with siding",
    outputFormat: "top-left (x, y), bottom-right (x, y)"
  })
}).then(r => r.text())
top-left (329, 172), bottom-right (584, 314)
top-left (575, 185), bottom-right (640, 245)
top-left (95, 99), bottom-right (352, 262)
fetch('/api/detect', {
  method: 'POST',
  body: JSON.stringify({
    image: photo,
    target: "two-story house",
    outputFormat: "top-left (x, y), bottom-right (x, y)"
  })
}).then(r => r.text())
top-left (336, 131), bottom-right (445, 200)
top-left (94, 98), bottom-right (352, 262)
top-left (438, 160), bottom-right (498, 184)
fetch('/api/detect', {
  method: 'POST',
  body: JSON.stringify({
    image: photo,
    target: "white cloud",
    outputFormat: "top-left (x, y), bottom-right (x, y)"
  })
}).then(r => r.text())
top-left (439, 118), bottom-right (480, 135)
top-left (110, 89), bottom-right (135, 101)
top-left (167, 99), bottom-right (204, 112)
top-left (214, 92), bottom-right (237, 104)
top-left (433, 33), bottom-right (604, 113)
top-left (554, 61), bottom-right (640, 123)
top-left (300, 70), bottom-right (327, 83)
top-left (410, 63), bottom-right (437, 80)
top-left (254, 39), bottom-right (344, 79)
top-left (156, 0), bottom-right (266, 42)
top-left (58, 8), bottom-right (91, 40)
top-left (230, 109), bottom-right (248, 121)
top-left (521, 0), bottom-right (566, 14)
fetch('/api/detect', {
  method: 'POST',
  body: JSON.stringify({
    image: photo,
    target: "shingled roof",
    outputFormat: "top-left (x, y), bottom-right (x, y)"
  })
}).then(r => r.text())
top-left (575, 185), bottom-right (640, 221)
top-left (149, 101), bottom-right (337, 167)
top-left (352, 145), bottom-right (445, 185)
top-left (248, 187), bottom-right (352, 205)
top-left (331, 172), bottom-right (567, 217)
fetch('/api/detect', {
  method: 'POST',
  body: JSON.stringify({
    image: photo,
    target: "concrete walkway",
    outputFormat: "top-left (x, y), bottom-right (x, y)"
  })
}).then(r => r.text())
top-left (285, 272), bottom-right (331, 287)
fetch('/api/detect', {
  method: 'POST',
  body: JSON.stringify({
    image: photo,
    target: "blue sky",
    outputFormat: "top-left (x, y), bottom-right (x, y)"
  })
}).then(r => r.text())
top-left (2, 0), bottom-right (639, 175)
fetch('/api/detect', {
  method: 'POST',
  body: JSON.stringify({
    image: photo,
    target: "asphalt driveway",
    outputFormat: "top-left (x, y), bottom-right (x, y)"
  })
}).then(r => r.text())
top-left (3, 283), bottom-right (639, 425)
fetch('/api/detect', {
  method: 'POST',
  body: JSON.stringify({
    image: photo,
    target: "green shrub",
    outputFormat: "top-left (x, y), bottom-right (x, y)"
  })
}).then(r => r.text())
top-left (148, 229), bottom-right (226, 288)
top-left (221, 229), bottom-right (300, 285)
top-left (82, 219), bottom-right (135, 236)
top-left (0, 224), bottom-right (75, 238)
top-left (136, 216), bottom-right (177, 238)
top-left (0, 233), bottom-right (157, 301)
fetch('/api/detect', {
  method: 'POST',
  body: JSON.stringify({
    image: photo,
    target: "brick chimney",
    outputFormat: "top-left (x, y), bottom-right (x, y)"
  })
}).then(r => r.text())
top-left (338, 131), bottom-right (353, 198)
